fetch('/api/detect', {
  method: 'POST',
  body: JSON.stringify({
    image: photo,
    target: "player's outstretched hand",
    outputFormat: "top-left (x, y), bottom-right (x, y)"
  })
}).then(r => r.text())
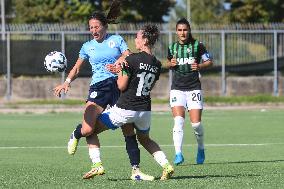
top-left (53, 83), bottom-right (70, 97)
top-left (106, 64), bottom-right (121, 73)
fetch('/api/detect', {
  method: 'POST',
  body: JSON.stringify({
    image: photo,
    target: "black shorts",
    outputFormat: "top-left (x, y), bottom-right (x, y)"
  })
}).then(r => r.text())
top-left (86, 77), bottom-right (120, 109)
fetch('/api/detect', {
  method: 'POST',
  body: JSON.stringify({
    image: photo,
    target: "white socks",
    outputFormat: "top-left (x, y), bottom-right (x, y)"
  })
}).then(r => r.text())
top-left (191, 122), bottom-right (204, 149)
top-left (89, 147), bottom-right (101, 164)
top-left (173, 116), bottom-right (184, 154)
top-left (153, 151), bottom-right (169, 167)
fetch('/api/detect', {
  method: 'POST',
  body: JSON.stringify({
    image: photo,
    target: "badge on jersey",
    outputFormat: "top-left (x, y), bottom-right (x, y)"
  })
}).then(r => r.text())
top-left (108, 40), bottom-right (116, 48)
top-left (90, 91), bottom-right (98, 99)
top-left (187, 48), bottom-right (191, 54)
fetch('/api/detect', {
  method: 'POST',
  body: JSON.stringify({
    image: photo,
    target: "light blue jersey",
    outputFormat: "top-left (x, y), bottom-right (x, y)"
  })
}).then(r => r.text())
top-left (79, 34), bottom-right (128, 85)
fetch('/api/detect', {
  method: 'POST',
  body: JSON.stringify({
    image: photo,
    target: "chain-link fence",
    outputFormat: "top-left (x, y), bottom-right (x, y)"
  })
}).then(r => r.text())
top-left (1, 24), bottom-right (284, 99)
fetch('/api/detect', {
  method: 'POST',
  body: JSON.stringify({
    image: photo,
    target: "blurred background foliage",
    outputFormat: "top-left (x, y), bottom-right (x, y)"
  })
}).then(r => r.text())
top-left (2, 0), bottom-right (284, 24)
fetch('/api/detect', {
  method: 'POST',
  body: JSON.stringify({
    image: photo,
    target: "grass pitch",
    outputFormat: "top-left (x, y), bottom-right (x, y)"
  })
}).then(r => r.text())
top-left (0, 109), bottom-right (284, 188)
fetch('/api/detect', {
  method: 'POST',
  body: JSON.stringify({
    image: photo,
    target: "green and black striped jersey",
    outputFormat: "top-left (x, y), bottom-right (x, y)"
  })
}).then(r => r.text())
top-left (167, 39), bottom-right (211, 91)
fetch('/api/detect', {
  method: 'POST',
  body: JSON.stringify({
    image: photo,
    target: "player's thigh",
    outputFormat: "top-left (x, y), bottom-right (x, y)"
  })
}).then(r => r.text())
top-left (93, 119), bottom-right (110, 134)
top-left (82, 101), bottom-right (104, 135)
top-left (170, 90), bottom-right (186, 117)
top-left (185, 90), bottom-right (203, 110)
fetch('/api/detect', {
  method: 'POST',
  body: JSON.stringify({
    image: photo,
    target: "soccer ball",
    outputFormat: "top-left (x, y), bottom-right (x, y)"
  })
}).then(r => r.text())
top-left (44, 51), bottom-right (67, 73)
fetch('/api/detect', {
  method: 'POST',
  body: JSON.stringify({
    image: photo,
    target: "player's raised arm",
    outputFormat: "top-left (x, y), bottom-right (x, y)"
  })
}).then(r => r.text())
top-left (53, 58), bottom-right (84, 97)
top-left (117, 68), bottom-right (129, 91)
top-left (106, 49), bottom-right (132, 73)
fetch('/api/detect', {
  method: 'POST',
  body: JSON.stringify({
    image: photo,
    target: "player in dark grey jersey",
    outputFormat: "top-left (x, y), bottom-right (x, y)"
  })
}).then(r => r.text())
top-left (166, 18), bottom-right (213, 166)
top-left (83, 24), bottom-right (174, 181)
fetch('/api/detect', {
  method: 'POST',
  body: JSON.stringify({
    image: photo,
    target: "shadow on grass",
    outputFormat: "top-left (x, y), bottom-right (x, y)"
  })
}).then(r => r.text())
top-left (107, 178), bottom-right (135, 181)
top-left (107, 160), bottom-right (284, 181)
top-left (107, 173), bottom-right (260, 181)
top-left (176, 159), bottom-right (284, 166)
top-left (171, 173), bottom-right (260, 180)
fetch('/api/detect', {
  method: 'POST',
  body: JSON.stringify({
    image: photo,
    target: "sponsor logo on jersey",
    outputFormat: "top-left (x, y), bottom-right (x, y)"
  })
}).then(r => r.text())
top-left (108, 40), bottom-right (116, 48)
top-left (177, 57), bottom-right (195, 65)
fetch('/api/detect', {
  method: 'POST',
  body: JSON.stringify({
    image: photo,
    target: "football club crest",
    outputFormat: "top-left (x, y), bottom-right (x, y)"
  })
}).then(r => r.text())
top-left (108, 40), bottom-right (115, 48)
top-left (187, 48), bottom-right (191, 53)
top-left (90, 91), bottom-right (97, 98)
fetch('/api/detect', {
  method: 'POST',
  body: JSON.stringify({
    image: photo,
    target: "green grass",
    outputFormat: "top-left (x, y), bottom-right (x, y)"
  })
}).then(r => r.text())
top-left (0, 110), bottom-right (284, 188)
top-left (3, 95), bottom-right (284, 107)
top-left (204, 95), bottom-right (284, 104)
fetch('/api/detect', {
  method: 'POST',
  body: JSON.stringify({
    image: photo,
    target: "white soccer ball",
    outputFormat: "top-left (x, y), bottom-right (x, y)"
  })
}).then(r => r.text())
top-left (44, 51), bottom-right (67, 73)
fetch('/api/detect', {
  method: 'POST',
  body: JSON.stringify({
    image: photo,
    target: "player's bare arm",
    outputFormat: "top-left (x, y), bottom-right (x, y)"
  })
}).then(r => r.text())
top-left (117, 71), bottom-right (129, 91)
top-left (106, 50), bottom-right (132, 73)
top-left (191, 60), bottom-right (213, 71)
top-left (53, 58), bottom-right (84, 97)
top-left (164, 58), bottom-right (177, 69)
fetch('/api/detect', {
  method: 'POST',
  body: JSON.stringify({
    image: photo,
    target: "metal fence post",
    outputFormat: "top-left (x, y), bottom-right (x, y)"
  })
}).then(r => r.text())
top-left (221, 31), bottom-right (226, 96)
top-left (61, 32), bottom-right (66, 99)
top-left (1, 0), bottom-right (5, 41)
top-left (5, 32), bottom-right (11, 100)
top-left (273, 31), bottom-right (278, 96)
top-left (168, 31), bottom-right (173, 95)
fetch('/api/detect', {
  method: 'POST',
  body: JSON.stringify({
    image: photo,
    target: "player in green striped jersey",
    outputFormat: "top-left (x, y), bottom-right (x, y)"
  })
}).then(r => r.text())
top-left (166, 18), bottom-right (213, 165)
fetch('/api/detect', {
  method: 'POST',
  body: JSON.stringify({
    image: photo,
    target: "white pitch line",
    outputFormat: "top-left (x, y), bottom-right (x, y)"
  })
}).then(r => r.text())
top-left (0, 143), bottom-right (283, 150)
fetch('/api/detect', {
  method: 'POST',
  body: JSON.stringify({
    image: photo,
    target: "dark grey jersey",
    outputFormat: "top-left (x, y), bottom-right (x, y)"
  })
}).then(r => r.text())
top-left (116, 52), bottom-right (161, 111)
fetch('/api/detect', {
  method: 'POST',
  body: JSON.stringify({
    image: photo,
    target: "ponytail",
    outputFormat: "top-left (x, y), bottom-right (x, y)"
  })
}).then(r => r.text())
top-left (106, 0), bottom-right (121, 24)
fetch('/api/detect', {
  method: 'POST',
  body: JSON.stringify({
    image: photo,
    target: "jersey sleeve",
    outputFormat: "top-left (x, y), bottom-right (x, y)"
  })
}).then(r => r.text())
top-left (198, 42), bottom-right (212, 62)
top-left (156, 60), bottom-right (162, 81)
top-left (79, 43), bottom-right (89, 60)
top-left (117, 35), bottom-right (129, 54)
top-left (122, 55), bottom-right (133, 76)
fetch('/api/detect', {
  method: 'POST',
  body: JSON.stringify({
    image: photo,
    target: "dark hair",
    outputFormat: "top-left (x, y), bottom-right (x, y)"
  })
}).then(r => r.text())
top-left (176, 18), bottom-right (191, 30)
top-left (89, 12), bottom-right (108, 26)
top-left (89, 0), bottom-right (121, 26)
top-left (141, 24), bottom-right (160, 47)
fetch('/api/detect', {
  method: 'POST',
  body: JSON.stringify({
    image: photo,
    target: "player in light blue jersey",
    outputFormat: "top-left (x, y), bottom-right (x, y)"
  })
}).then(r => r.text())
top-left (53, 11), bottom-right (128, 156)
top-left (79, 32), bottom-right (128, 86)
top-left (53, 0), bottom-right (153, 180)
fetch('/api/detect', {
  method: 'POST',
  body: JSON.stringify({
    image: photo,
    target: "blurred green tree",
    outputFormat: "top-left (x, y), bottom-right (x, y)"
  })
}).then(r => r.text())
top-left (172, 0), bottom-right (284, 24)
top-left (12, 0), bottom-right (94, 23)
top-left (172, 0), bottom-right (229, 24)
top-left (229, 0), bottom-right (284, 23)
top-left (11, 0), bottom-right (175, 23)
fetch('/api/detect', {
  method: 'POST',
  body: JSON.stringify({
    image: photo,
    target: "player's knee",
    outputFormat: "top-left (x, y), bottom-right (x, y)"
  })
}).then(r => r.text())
top-left (191, 122), bottom-right (203, 135)
top-left (173, 116), bottom-right (184, 132)
top-left (81, 124), bottom-right (94, 136)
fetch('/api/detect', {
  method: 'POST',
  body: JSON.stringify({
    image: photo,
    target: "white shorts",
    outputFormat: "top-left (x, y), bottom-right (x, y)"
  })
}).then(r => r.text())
top-left (170, 89), bottom-right (203, 110)
top-left (99, 105), bottom-right (151, 134)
